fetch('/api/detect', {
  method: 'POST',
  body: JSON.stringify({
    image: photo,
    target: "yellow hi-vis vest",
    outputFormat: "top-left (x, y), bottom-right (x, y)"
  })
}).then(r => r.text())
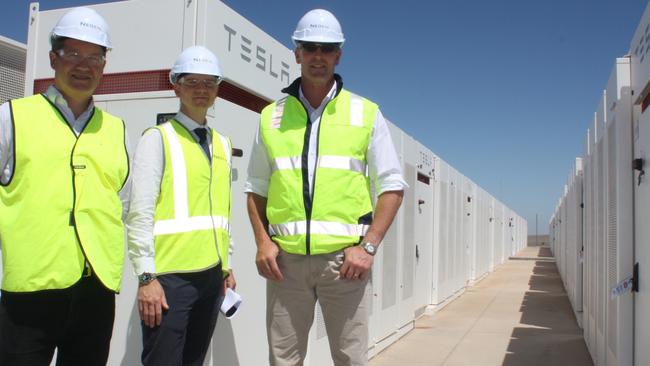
top-left (152, 120), bottom-right (232, 276)
top-left (260, 88), bottom-right (377, 255)
top-left (0, 94), bottom-right (129, 292)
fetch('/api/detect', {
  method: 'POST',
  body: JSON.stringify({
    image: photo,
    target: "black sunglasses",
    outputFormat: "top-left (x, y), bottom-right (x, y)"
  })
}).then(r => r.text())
top-left (298, 42), bottom-right (341, 54)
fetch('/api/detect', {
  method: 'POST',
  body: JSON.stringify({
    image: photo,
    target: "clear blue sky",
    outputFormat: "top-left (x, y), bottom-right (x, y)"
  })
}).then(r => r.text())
top-left (2, 0), bottom-right (648, 234)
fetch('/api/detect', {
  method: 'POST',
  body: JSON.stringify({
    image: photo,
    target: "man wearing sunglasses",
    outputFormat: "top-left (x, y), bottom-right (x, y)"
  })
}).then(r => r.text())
top-left (0, 7), bottom-right (129, 365)
top-left (245, 8), bottom-right (407, 366)
top-left (126, 46), bottom-right (236, 366)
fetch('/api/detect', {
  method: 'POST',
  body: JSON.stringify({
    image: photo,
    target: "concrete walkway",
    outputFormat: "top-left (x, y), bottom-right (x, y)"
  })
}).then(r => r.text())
top-left (369, 246), bottom-right (593, 366)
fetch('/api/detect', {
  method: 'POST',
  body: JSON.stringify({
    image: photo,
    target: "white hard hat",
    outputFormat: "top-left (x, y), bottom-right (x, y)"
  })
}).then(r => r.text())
top-left (50, 7), bottom-right (112, 49)
top-left (169, 46), bottom-right (223, 84)
top-left (292, 9), bottom-right (345, 46)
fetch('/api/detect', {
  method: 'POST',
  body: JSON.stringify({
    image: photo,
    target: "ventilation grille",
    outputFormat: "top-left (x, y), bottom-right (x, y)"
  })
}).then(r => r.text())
top-left (34, 70), bottom-right (270, 113)
top-left (0, 43), bottom-right (25, 104)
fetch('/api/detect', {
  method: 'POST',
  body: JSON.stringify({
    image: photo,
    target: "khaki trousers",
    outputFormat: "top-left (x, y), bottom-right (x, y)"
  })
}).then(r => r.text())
top-left (267, 249), bottom-right (370, 366)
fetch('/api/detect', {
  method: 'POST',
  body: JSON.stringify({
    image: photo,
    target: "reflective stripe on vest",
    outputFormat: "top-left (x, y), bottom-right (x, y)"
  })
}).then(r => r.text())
top-left (268, 94), bottom-right (365, 129)
top-left (269, 221), bottom-right (369, 237)
top-left (153, 120), bottom-right (232, 274)
top-left (153, 122), bottom-right (230, 235)
top-left (270, 155), bottom-right (366, 174)
top-left (270, 97), bottom-right (286, 128)
top-left (260, 89), bottom-right (377, 255)
top-left (349, 94), bottom-right (364, 126)
top-left (0, 94), bottom-right (128, 292)
top-left (154, 215), bottom-right (230, 235)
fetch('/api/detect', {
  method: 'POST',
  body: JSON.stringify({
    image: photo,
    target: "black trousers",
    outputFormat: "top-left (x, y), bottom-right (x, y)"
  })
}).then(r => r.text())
top-left (0, 274), bottom-right (115, 366)
top-left (142, 265), bottom-right (224, 366)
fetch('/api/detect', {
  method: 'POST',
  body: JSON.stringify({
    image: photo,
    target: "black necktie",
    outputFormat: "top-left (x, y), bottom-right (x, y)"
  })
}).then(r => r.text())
top-left (194, 128), bottom-right (211, 161)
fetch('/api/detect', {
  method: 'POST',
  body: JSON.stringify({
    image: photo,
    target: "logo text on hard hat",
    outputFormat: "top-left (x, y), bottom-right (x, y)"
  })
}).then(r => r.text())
top-left (193, 57), bottom-right (212, 64)
top-left (79, 21), bottom-right (102, 31)
top-left (309, 24), bottom-right (329, 29)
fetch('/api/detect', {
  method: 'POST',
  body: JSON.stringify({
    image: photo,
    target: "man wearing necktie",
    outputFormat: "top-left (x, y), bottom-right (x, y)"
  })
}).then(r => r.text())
top-left (126, 46), bottom-right (236, 366)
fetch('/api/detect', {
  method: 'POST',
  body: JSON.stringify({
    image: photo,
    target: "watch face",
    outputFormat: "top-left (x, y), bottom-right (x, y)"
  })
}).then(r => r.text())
top-left (363, 243), bottom-right (376, 255)
top-left (139, 273), bottom-right (155, 284)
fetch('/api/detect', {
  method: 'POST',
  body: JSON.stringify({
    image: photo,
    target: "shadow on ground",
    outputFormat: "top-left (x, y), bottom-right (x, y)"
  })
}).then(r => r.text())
top-left (502, 248), bottom-right (593, 366)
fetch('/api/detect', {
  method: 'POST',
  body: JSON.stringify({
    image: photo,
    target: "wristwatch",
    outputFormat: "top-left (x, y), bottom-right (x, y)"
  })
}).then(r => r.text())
top-left (138, 272), bottom-right (157, 286)
top-left (360, 242), bottom-right (377, 256)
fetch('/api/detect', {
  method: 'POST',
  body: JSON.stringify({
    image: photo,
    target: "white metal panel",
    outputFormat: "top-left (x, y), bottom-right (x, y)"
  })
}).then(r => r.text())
top-left (446, 167), bottom-right (457, 297)
top-left (574, 158), bottom-right (584, 313)
top-left (630, 4), bottom-right (650, 364)
top-left (603, 57), bottom-right (634, 366)
top-left (430, 156), bottom-right (442, 305)
top-left (465, 179), bottom-right (478, 282)
top-left (450, 168), bottom-right (460, 292)
top-left (586, 125), bottom-right (593, 351)
top-left (606, 108), bottom-right (619, 366)
top-left (488, 197), bottom-right (495, 271)
top-left (464, 178), bottom-right (477, 282)
top-left (399, 142), bottom-right (416, 327)
top-left (493, 202), bottom-right (503, 266)
top-left (413, 144), bottom-right (434, 315)
top-left (436, 161), bottom-right (451, 303)
top-left (596, 127), bottom-right (607, 366)
top-left (483, 190), bottom-right (493, 274)
top-left (369, 120), bottom-right (403, 353)
top-left (632, 98), bottom-right (650, 366)
top-left (27, 0), bottom-right (187, 82)
top-left (613, 58), bottom-right (634, 366)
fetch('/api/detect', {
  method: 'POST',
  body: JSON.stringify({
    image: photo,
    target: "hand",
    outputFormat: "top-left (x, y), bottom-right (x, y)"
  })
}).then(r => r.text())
top-left (255, 239), bottom-right (284, 281)
top-left (224, 270), bottom-right (237, 291)
top-left (137, 279), bottom-right (169, 328)
top-left (340, 246), bottom-right (374, 280)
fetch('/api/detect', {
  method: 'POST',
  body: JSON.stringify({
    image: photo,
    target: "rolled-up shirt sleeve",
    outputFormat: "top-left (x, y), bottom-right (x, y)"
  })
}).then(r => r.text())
top-left (243, 123), bottom-right (271, 197)
top-left (368, 109), bottom-right (408, 195)
top-left (126, 128), bottom-right (163, 275)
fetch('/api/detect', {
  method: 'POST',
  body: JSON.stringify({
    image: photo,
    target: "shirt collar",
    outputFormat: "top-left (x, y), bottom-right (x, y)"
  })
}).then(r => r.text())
top-left (174, 111), bottom-right (210, 134)
top-left (45, 85), bottom-right (95, 114)
top-left (44, 85), bottom-right (95, 119)
top-left (298, 80), bottom-right (338, 112)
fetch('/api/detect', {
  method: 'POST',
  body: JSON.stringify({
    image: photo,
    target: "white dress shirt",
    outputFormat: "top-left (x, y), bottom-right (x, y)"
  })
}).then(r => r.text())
top-left (0, 85), bottom-right (131, 211)
top-left (126, 112), bottom-right (233, 275)
top-left (244, 80), bottom-right (407, 198)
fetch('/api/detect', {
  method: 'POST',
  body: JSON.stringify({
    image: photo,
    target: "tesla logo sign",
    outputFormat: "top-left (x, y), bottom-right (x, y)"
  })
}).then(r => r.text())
top-left (224, 24), bottom-right (291, 85)
top-left (634, 23), bottom-right (650, 64)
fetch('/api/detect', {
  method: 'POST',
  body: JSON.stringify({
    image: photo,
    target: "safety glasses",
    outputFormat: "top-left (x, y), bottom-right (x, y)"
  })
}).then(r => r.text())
top-left (298, 42), bottom-right (341, 54)
top-left (56, 49), bottom-right (106, 67)
top-left (178, 77), bottom-right (221, 90)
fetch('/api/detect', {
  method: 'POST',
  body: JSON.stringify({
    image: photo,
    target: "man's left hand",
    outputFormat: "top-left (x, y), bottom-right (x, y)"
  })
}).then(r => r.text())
top-left (224, 270), bottom-right (236, 292)
top-left (340, 246), bottom-right (374, 280)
